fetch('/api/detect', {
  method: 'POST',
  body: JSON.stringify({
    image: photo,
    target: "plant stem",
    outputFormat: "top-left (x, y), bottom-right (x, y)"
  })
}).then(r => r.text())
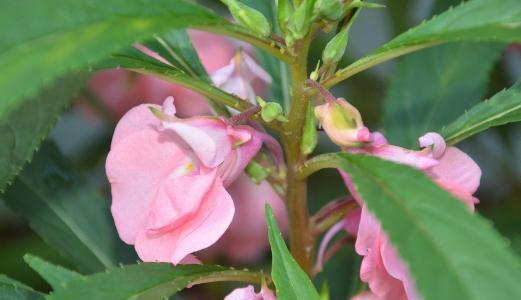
top-left (282, 37), bottom-right (314, 273)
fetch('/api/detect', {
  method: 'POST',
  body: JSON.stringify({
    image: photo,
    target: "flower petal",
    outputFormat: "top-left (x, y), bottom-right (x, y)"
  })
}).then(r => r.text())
top-left (110, 104), bottom-right (161, 148)
top-left (243, 52), bottom-right (273, 83)
top-left (106, 127), bottom-right (188, 244)
top-left (431, 147), bottom-right (481, 194)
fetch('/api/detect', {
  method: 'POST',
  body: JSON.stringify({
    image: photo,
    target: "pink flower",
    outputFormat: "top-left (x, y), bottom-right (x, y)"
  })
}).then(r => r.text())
top-left (351, 291), bottom-right (384, 300)
top-left (340, 132), bottom-right (481, 300)
top-left (224, 285), bottom-right (276, 300)
top-left (211, 50), bottom-right (272, 103)
top-left (105, 97), bottom-right (265, 264)
top-left (87, 31), bottom-right (235, 118)
top-left (206, 173), bottom-right (287, 263)
top-left (314, 98), bottom-right (371, 148)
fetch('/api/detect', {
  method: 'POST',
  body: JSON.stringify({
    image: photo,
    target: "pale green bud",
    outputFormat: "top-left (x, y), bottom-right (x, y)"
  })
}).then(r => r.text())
top-left (322, 25), bottom-right (349, 65)
top-left (277, 0), bottom-right (293, 34)
top-left (300, 102), bottom-right (318, 155)
top-left (286, 0), bottom-right (316, 44)
top-left (222, 0), bottom-right (271, 37)
top-left (257, 97), bottom-right (288, 123)
top-left (314, 0), bottom-right (344, 21)
top-left (245, 161), bottom-right (269, 184)
top-left (347, 0), bottom-right (385, 9)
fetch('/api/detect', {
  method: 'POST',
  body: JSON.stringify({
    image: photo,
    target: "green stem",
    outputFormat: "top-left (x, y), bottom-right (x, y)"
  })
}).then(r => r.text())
top-left (188, 270), bottom-right (267, 287)
top-left (282, 36), bottom-right (314, 273)
top-left (296, 153), bottom-right (342, 179)
top-left (197, 25), bottom-right (294, 63)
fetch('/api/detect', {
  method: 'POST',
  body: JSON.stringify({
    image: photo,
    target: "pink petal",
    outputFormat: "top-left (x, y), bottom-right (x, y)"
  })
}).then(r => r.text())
top-left (224, 285), bottom-right (260, 300)
top-left (355, 206), bottom-right (381, 256)
top-left (110, 104), bottom-right (161, 148)
top-left (162, 117), bottom-right (236, 168)
top-left (135, 170), bottom-right (234, 264)
top-left (369, 145), bottom-right (439, 170)
top-left (351, 291), bottom-right (384, 300)
top-left (316, 219), bottom-right (347, 272)
top-left (430, 147), bottom-right (481, 194)
top-left (243, 52), bottom-right (273, 83)
top-left (211, 63), bottom-right (235, 86)
top-left (189, 30), bottom-right (236, 74)
top-left (134, 43), bottom-right (173, 66)
top-left (106, 127), bottom-right (189, 244)
top-left (344, 207), bottom-right (362, 236)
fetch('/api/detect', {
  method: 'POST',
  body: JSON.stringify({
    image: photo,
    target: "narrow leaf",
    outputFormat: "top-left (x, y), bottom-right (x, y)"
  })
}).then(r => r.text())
top-left (326, 0), bottom-right (521, 86)
top-left (1, 142), bottom-right (137, 273)
top-left (48, 264), bottom-right (261, 300)
top-left (336, 153), bottom-right (521, 300)
top-left (382, 43), bottom-right (503, 147)
top-left (266, 205), bottom-right (321, 300)
top-left (0, 0), bottom-right (227, 120)
top-left (24, 254), bottom-right (83, 290)
top-left (442, 80), bottom-right (521, 145)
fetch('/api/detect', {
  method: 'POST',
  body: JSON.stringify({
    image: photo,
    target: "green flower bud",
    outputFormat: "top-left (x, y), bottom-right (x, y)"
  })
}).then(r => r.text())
top-left (300, 102), bottom-right (318, 155)
top-left (286, 0), bottom-right (316, 45)
top-left (314, 0), bottom-right (344, 21)
top-left (322, 25), bottom-right (349, 66)
top-left (347, 0), bottom-right (385, 9)
top-left (222, 0), bottom-right (271, 37)
top-left (245, 161), bottom-right (269, 184)
top-left (277, 0), bottom-right (293, 34)
top-left (257, 97), bottom-right (288, 123)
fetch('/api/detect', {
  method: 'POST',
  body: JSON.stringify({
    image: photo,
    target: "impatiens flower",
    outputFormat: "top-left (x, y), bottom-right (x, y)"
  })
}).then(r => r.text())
top-left (211, 50), bottom-right (272, 103)
top-left (338, 132), bottom-right (481, 300)
top-left (314, 98), bottom-right (371, 148)
top-left (224, 285), bottom-right (276, 300)
top-left (106, 97), bottom-right (267, 264)
top-left (351, 291), bottom-right (384, 300)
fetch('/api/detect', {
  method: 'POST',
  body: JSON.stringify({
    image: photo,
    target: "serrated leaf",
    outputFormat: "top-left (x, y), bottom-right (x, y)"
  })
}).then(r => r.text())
top-left (382, 43), bottom-right (503, 147)
top-left (24, 254), bottom-right (83, 290)
top-left (1, 142), bottom-right (137, 274)
top-left (442, 80), bottom-right (521, 145)
top-left (47, 264), bottom-right (261, 300)
top-left (335, 153), bottom-right (521, 300)
top-left (0, 74), bottom-right (87, 192)
top-left (0, 275), bottom-right (45, 300)
top-left (328, 0), bottom-right (521, 86)
top-left (266, 205), bottom-right (321, 300)
top-left (0, 0), bottom-right (228, 120)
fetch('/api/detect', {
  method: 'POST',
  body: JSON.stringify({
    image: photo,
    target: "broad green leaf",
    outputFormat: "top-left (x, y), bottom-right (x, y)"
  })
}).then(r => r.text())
top-left (24, 254), bottom-right (83, 290)
top-left (1, 142), bottom-right (137, 273)
top-left (48, 264), bottom-right (261, 300)
top-left (382, 42), bottom-right (503, 147)
top-left (442, 80), bottom-right (521, 145)
top-left (335, 153), bottom-right (521, 300)
top-left (326, 0), bottom-right (521, 86)
top-left (266, 205), bottom-right (321, 300)
top-left (0, 0), bottom-right (228, 120)
top-left (0, 74), bottom-right (87, 192)
top-left (0, 274), bottom-right (45, 300)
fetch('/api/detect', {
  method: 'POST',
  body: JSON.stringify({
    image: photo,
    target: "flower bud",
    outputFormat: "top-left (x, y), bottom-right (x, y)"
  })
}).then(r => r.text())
top-left (286, 0), bottom-right (315, 46)
top-left (222, 0), bottom-right (271, 37)
top-left (314, 98), bottom-right (371, 148)
top-left (277, 0), bottom-right (293, 34)
top-left (257, 97), bottom-right (288, 123)
top-left (322, 25), bottom-right (349, 66)
top-left (301, 102), bottom-right (318, 155)
top-left (314, 0), bottom-right (344, 21)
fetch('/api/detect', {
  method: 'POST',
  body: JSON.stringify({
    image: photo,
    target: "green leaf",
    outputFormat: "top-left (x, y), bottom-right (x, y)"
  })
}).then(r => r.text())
top-left (24, 254), bottom-right (83, 290)
top-left (0, 0), bottom-right (227, 120)
top-left (265, 205), bottom-right (321, 300)
top-left (335, 153), bottom-right (521, 300)
top-left (382, 43), bottom-right (503, 147)
top-left (143, 30), bottom-right (211, 82)
top-left (1, 142), bottom-right (137, 274)
top-left (442, 80), bottom-right (521, 145)
top-left (0, 275), bottom-right (45, 300)
top-left (0, 74), bottom-right (87, 192)
top-left (326, 0), bottom-right (521, 86)
top-left (48, 264), bottom-right (261, 300)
